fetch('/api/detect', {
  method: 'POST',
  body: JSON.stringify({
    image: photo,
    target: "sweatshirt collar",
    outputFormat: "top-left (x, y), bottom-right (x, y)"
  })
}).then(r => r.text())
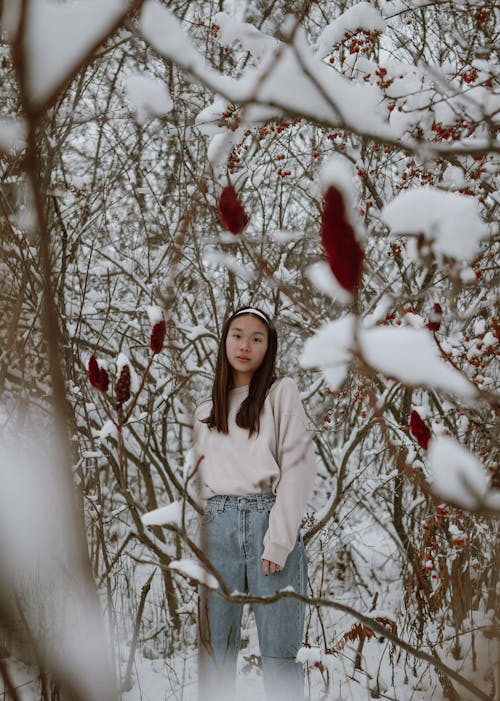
top-left (229, 384), bottom-right (250, 393)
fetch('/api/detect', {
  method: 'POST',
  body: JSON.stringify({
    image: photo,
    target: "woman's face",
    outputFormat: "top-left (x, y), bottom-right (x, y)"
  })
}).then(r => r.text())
top-left (225, 314), bottom-right (269, 386)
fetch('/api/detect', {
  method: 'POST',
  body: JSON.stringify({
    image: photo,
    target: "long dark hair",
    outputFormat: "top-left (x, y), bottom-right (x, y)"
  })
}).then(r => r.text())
top-left (202, 307), bottom-right (277, 436)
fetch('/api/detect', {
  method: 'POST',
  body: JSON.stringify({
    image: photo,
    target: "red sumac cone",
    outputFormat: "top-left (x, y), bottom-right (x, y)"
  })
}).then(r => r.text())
top-left (150, 320), bottom-right (166, 354)
top-left (115, 365), bottom-right (131, 405)
top-left (410, 410), bottom-right (431, 450)
top-left (218, 185), bottom-right (248, 235)
top-left (88, 355), bottom-right (109, 393)
top-left (320, 185), bottom-right (364, 293)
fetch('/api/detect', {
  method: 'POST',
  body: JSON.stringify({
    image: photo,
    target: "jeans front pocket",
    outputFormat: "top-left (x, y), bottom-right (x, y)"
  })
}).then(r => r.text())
top-left (202, 507), bottom-right (217, 525)
top-left (264, 498), bottom-right (276, 515)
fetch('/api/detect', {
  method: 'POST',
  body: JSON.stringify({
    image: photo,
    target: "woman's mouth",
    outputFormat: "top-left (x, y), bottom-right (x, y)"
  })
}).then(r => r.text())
top-left (236, 356), bottom-right (250, 362)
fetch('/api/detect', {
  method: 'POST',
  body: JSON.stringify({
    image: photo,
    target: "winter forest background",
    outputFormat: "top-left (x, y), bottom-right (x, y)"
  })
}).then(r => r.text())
top-left (0, 1), bottom-right (498, 700)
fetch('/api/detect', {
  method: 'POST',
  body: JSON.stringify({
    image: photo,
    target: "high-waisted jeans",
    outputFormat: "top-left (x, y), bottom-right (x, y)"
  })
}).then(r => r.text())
top-left (197, 493), bottom-right (307, 701)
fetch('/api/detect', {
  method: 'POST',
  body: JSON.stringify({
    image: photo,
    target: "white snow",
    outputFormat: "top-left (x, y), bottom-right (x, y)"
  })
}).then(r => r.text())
top-left (195, 96), bottom-right (229, 137)
top-left (168, 559), bottom-right (219, 589)
top-left (251, 26), bottom-right (390, 136)
top-left (213, 12), bottom-right (278, 59)
top-left (442, 165), bottom-right (466, 189)
top-left (296, 646), bottom-right (322, 664)
top-left (365, 609), bottom-right (397, 622)
top-left (141, 1), bottom-right (393, 140)
top-left (270, 229), bottom-right (305, 243)
top-left (459, 266), bottom-right (477, 283)
top-left (126, 73), bottom-right (173, 124)
top-left (206, 132), bottom-right (234, 172)
top-left (26, 0), bottom-right (126, 105)
top-left (141, 1), bottom-right (215, 83)
top-left (301, 318), bottom-right (476, 398)
top-left (306, 261), bottom-right (353, 305)
top-left (116, 352), bottom-right (130, 376)
top-left (402, 312), bottom-right (426, 329)
top-left (146, 305), bottom-right (164, 326)
top-left (95, 419), bottom-right (117, 443)
top-left (0, 117), bottom-right (26, 153)
top-left (482, 331), bottom-right (497, 349)
top-left (203, 247), bottom-right (255, 281)
top-left (301, 316), bottom-right (355, 390)
top-left (381, 187), bottom-right (489, 261)
top-left (142, 501), bottom-right (182, 528)
top-left (316, 3), bottom-right (386, 56)
top-left (363, 294), bottom-right (394, 327)
top-left (279, 585), bottom-right (297, 593)
top-left (0, 423), bottom-right (116, 701)
top-left (428, 436), bottom-right (499, 512)
top-left (360, 327), bottom-right (475, 397)
top-left (184, 325), bottom-right (211, 341)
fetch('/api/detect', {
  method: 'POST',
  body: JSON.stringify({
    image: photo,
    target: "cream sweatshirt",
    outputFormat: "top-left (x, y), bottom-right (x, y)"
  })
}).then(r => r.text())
top-left (192, 377), bottom-right (317, 567)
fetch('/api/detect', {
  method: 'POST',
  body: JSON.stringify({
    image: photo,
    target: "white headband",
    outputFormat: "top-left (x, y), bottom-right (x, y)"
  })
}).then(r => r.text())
top-left (233, 308), bottom-right (269, 324)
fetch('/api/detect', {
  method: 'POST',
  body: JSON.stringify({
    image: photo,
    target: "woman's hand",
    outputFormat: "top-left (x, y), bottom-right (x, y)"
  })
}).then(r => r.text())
top-left (262, 559), bottom-right (283, 576)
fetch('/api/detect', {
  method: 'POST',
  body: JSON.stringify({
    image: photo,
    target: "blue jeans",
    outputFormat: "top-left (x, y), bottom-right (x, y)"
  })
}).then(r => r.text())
top-left (197, 493), bottom-right (307, 701)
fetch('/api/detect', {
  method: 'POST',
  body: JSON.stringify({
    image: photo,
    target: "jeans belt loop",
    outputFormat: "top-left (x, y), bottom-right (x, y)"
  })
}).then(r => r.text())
top-left (217, 495), bottom-right (226, 513)
top-left (256, 493), bottom-right (263, 511)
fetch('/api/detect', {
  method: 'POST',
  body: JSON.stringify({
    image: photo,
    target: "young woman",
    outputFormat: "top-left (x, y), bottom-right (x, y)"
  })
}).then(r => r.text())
top-left (192, 307), bottom-right (316, 701)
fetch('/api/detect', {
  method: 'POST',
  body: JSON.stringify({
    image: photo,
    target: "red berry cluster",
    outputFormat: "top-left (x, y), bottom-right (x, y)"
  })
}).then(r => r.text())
top-left (374, 67), bottom-right (393, 90)
top-left (387, 242), bottom-right (402, 257)
top-left (255, 119), bottom-right (302, 141)
top-left (431, 120), bottom-right (476, 142)
top-left (381, 304), bottom-right (414, 328)
top-left (343, 29), bottom-right (381, 56)
top-left (461, 68), bottom-right (478, 84)
top-left (218, 105), bottom-right (240, 132)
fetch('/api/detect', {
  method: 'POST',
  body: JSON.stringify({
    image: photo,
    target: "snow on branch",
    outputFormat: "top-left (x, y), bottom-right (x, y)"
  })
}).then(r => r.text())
top-left (168, 558), bottom-right (219, 589)
top-left (428, 436), bottom-right (500, 514)
top-left (301, 316), bottom-right (476, 398)
top-left (140, 1), bottom-right (391, 137)
top-left (126, 73), bottom-right (173, 124)
top-left (203, 246), bottom-right (255, 281)
top-left (316, 2), bottom-right (386, 56)
top-left (381, 187), bottom-right (490, 261)
top-left (23, 0), bottom-right (128, 106)
top-left (212, 11), bottom-right (278, 59)
top-left (140, 1), bottom-right (497, 158)
top-left (141, 501), bottom-right (182, 528)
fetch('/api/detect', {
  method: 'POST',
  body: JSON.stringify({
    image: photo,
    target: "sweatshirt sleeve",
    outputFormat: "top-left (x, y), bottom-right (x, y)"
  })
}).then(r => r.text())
top-left (262, 378), bottom-right (317, 568)
top-left (190, 400), bottom-right (210, 502)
